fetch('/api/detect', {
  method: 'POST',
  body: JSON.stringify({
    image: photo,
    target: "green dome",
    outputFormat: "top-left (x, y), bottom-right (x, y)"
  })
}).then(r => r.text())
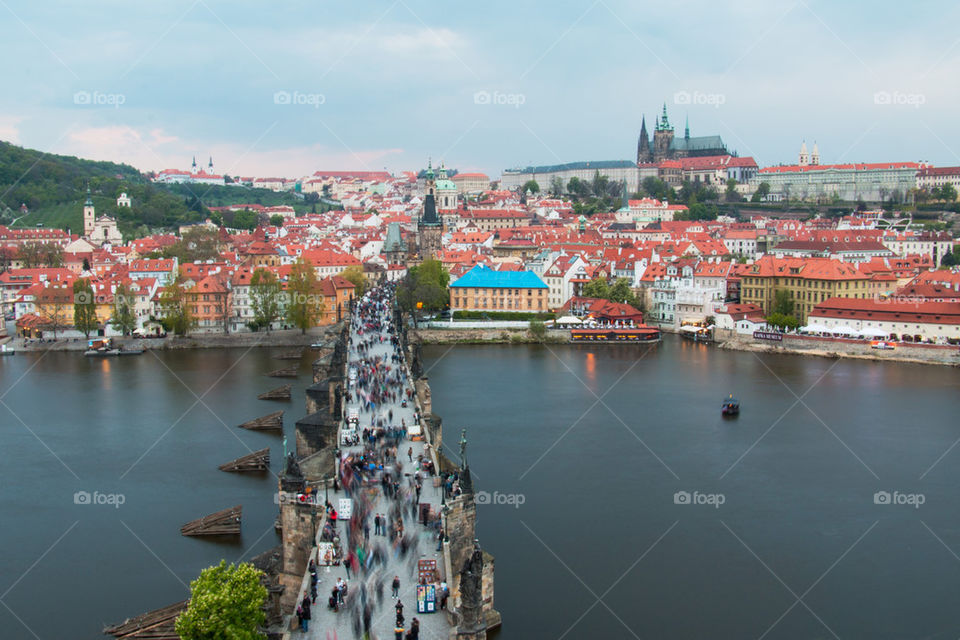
top-left (435, 179), bottom-right (456, 191)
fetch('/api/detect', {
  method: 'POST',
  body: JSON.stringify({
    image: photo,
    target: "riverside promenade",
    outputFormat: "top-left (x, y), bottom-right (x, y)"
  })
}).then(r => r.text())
top-left (297, 289), bottom-right (453, 640)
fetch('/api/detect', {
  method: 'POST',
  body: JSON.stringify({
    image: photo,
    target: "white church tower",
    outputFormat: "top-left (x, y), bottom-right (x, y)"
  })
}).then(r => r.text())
top-left (811, 142), bottom-right (820, 166)
top-left (798, 141), bottom-right (809, 167)
top-left (83, 187), bottom-right (95, 237)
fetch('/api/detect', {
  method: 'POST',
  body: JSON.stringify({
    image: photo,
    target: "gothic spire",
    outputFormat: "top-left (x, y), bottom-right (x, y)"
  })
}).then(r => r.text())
top-left (684, 114), bottom-right (690, 139)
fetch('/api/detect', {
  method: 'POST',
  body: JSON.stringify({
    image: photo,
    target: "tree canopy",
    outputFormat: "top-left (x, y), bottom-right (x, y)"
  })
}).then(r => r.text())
top-left (175, 560), bottom-right (267, 640)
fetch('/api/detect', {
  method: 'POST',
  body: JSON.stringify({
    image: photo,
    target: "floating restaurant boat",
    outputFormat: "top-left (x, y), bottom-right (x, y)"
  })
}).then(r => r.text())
top-left (722, 394), bottom-right (740, 416)
top-left (679, 324), bottom-right (714, 343)
top-left (83, 338), bottom-right (143, 356)
top-left (570, 325), bottom-right (661, 344)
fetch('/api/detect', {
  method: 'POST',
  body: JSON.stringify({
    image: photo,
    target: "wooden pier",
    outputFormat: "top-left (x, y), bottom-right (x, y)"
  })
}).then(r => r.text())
top-left (258, 384), bottom-right (292, 400)
top-left (180, 505), bottom-right (242, 536)
top-left (218, 447), bottom-right (270, 472)
top-left (238, 410), bottom-right (283, 432)
top-left (266, 366), bottom-right (298, 378)
top-left (104, 601), bottom-right (187, 640)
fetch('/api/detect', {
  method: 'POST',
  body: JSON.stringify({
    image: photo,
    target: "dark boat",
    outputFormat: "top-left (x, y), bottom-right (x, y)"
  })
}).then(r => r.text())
top-left (722, 394), bottom-right (740, 416)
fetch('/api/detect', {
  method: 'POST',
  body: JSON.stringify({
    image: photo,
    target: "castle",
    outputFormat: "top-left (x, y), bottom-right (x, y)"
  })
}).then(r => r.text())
top-left (636, 103), bottom-right (729, 163)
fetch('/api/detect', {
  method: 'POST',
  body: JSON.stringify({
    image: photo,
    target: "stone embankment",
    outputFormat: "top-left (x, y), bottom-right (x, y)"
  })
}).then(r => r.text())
top-left (717, 330), bottom-right (960, 367)
top-left (14, 327), bottom-right (337, 352)
top-left (413, 327), bottom-right (568, 345)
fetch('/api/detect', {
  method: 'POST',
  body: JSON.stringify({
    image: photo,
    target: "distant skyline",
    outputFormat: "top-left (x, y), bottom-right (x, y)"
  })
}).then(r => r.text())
top-left (2, 1), bottom-right (960, 178)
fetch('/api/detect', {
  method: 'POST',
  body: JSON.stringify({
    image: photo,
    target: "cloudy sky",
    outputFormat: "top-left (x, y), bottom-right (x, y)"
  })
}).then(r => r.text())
top-left (2, 1), bottom-right (958, 178)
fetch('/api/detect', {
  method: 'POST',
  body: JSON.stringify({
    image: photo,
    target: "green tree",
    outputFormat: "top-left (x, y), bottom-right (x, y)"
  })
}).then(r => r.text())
top-left (641, 177), bottom-right (676, 202)
top-left (18, 242), bottom-right (63, 268)
top-left (231, 210), bottom-right (259, 230)
top-left (765, 312), bottom-right (799, 331)
top-left (528, 319), bottom-right (546, 343)
top-left (522, 180), bottom-right (540, 195)
top-left (163, 227), bottom-right (220, 263)
top-left (269, 214), bottom-right (285, 227)
top-left (285, 258), bottom-right (323, 334)
top-left (72, 279), bottom-right (99, 338)
top-left (339, 264), bottom-right (367, 296)
top-left (772, 288), bottom-right (795, 316)
top-left (567, 177), bottom-right (590, 197)
top-left (175, 560), bottom-right (267, 640)
top-left (549, 176), bottom-right (564, 196)
top-left (591, 171), bottom-right (610, 198)
top-left (250, 268), bottom-right (283, 331)
top-left (110, 283), bottom-right (137, 336)
top-left (751, 181), bottom-right (771, 203)
top-left (581, 277), bottom-right (610, 299)
top-left (397, 259), bottom-right (450, 322)
top-left (608, 277), bottom-right (642, 309)
top-left (160, 269), bottom-right (195, 336)
top-left (941, 183), bottom-right (958, 203)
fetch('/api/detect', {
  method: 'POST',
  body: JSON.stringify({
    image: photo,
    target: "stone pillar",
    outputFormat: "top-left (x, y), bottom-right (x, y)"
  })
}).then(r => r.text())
top-left (415, 377), bottom-right (432, 416)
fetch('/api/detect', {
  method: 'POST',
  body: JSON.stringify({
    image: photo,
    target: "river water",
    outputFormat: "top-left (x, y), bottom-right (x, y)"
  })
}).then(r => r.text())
top-left (423, 337), bottom-right (960, 640)
top-left (1, 339), bottom-right (958, 639)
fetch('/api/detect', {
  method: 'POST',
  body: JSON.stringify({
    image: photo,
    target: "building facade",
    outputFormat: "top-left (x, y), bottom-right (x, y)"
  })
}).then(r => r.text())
top-left (449, 264), bottom-right (548, 312)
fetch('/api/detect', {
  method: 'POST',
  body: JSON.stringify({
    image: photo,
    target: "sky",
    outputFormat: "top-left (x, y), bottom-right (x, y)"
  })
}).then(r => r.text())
top-left (2, 0), bottom-right (960, 179)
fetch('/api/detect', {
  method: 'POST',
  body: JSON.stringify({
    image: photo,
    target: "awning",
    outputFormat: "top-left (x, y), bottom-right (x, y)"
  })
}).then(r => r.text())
top-left (555, 315), bottom-right (582, 324)
top-left (679, 325), bottom-right (702, 333)
top-left (801, 324), bottom-right (829, 333)
top-left (832, 325), bottom-right (855, 335)
top-left (857, 327), bottom-right (888, 337)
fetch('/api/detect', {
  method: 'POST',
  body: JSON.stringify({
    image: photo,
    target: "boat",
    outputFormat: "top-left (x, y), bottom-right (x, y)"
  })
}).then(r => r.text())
top-left (84, 338), bottom-right (143, 356)
top-left (722, 394), bottom-right (740, 417)
top-left (570, 326), bottom-right (661, 344)
top-left (679, 325), bottom-right (713, 343)
top-left (0, 345), bottom-right (14, 356)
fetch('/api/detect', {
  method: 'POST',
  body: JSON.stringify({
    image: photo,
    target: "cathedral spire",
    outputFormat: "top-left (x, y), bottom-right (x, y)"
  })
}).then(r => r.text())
top-left (637, 115), bottom-right (650, 163)
top-left (684, 114), bottom-right (690, 139)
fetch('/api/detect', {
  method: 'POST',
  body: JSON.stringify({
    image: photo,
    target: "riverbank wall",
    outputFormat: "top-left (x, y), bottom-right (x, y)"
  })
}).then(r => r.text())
top-left (413, 326), bottom-right (568, 345)
top-left (716, 329), bottom-right (960, 367)
top-left (13, 327), bottom-right (338, 352)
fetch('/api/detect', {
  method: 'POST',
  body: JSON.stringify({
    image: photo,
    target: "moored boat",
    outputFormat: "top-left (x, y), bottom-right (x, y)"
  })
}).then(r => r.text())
top-left (570, 326), bottom-right (661, 343)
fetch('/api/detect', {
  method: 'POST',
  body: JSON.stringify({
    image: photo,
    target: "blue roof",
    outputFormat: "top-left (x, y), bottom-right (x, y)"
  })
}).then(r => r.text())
top-left (450, 264), bottom-right (548, 289)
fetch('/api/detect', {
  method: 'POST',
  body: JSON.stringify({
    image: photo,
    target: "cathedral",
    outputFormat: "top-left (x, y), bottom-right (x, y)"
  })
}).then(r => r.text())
top-left (636, 104), bottom-right (729, 163)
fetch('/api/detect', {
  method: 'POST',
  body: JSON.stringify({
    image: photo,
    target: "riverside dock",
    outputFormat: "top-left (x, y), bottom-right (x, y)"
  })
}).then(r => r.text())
top-left (276, 284), bottom-right (498, 639)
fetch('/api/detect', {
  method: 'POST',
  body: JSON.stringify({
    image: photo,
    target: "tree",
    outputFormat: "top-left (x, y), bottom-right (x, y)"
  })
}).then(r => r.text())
top-left (18, 242), bottom-right (63, 268)
top-left (608, 278), bottom-right (643, 309)
top-left (231, 209), bottom-right (259, 230)
top-left (567, 177), bottom-right (590, 197)
top-left (549, 176), bottom-right (564, 196)
top-left (160, 269), bottom-right (195, 336)
top-left (269, 214), bottom-right (285, 227)
top-left (941, 183), bottom-right (958, 203)
top-left (397, 259), bottom-right (450, 323)
top-left (750, 181), bottom-right (771, 203)
top-left (36, 284), bottom-right (72, 339)
top-left (581, 277), bottom-right (610, 300)
top-left (72, 279), bottom-right (99, 338)
top-left (771, 288), bottom-right (795, 316)
top-left (339, 265), bottom-right (367, 296)
top-left (765, 312), bottom-right (799, 331)
top-left (522, 180), bottom-right (540, 195)
top-left (250, 268), bottom-right (283, 332)
top-left (591, 171), bottom-right (610, 198)
top-left (175, 560), bottom-right (267, 640)
top-left (528, 319), bottom-right (546, 342)
top-left (163, 227), bottom-right (220, 263)
top-left (285, 258), bottom-right (324, 333)
top-left (110, 283), bottom-right (137, 336)
top-left (641, 176), bottom-right (676, 202)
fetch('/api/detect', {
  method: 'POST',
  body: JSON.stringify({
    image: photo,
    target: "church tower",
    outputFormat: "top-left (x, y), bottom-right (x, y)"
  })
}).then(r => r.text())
top-left (637, 116), bottom-right (651, 163)
top-left (83, 186), bottom-right (95, 237)
top-left (418, 160), bottom-right (443, 261)
top-left (208, 156), bottom-right (214, 174)
top-left (652, 103), bottom-right (674, 161)
top-left (798, 141), bottom-right (809, 166)
top-left (191, 156), bottom-right (198, 174)
top-left (811, 142), bottom-right (820, 166)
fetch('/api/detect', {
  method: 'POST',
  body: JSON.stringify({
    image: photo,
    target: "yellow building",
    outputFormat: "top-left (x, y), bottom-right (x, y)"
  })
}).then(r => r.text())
top-left (739, 257), bottom-right (878, 325)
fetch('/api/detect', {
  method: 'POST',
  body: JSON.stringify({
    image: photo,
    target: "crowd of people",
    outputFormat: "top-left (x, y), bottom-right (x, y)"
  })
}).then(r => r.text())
top-left (303, 284), bottom-right (438, 639)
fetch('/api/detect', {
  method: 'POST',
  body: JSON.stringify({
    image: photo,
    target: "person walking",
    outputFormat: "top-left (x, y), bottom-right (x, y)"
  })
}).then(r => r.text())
top-left (374, 513), bottom-right (381, 535)
top-left (392, 575), bottom-right (400, 598)
top-left (300, 594), bottom-right (312, 631)
top-left (407, 446), bottom-right (413, 462)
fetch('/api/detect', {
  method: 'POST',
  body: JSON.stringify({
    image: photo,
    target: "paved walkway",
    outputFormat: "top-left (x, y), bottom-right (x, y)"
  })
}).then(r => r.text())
top-left (301, 294), bottom-right (451, 640)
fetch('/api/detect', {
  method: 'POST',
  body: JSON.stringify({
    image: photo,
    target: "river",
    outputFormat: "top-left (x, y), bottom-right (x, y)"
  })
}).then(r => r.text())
top-left (423, 337), bottom-right (960, 640)
top-left (1, 339), bottom-right (958, 639)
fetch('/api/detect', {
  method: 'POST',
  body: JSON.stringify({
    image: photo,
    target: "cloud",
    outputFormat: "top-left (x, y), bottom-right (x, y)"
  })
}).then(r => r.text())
top-left (0, 116), bottom-right (23, 144)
